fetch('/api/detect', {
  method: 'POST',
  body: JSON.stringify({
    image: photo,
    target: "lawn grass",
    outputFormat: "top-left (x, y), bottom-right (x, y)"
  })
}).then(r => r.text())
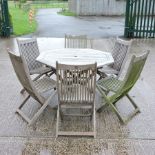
top-left (8, 1), bottom-right (70, 36)
top-left (9, 2), bottom-right (37, 36)
top-left (31, 2), bottom-right (68, 9)
top-left (58, 9), bottom-right (76, 16)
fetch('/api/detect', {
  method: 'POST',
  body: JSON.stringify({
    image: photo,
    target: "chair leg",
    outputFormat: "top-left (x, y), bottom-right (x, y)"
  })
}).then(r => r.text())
top-left (16, 95), bottom-right (31, 123)
top-left (59, 109), bottom-right (63, 120)
top-left (56, 108), bottom-right (60, 138)
top-left (20, 88), bottom-right (25, 94)
top-left (107, 101), bottom-right (126, 124)
top-left (108, 94), bottom-right (140, 124)
top-left (56, 105), bottom-right (96, 138)
top-left (28, 99), bottom-right (50, 125)
top-left (93, 105), bottom-right (96, 138)
top-left (29, 91), bottom-right (56, 125)
top-left (17, 91), bottom-right (56, 125)
top-left (126, 94), bottom-right (140, 110)
top-left (97, 86), bottom-right (140, 124)
top-left (97, 103), bottom-right (109, 113)
top-left (18, 95), bottom-right (30, 109)
top-left (123, 93), bottom-right (141, 123)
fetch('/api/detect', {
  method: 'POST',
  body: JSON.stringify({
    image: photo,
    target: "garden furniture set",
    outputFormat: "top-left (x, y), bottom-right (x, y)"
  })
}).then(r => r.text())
top-left (8, 35), bottom-right (149, 137)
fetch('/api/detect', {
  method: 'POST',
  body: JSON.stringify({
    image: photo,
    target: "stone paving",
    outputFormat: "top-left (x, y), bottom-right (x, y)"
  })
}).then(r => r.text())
top-left (0, 37), bottom-right (155, 155)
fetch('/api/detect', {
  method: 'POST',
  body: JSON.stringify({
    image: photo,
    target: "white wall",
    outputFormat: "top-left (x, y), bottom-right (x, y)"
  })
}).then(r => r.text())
top-left (68, 0), bottom-right (126, 16)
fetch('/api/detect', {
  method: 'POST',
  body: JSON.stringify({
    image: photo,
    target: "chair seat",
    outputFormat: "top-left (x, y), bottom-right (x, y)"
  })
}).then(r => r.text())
top-left (97, 76), bottom-right (123, 92)
top-left (98, 65), bottom-right (119, 75)
top-left (30, 66), bottom-right (52, 75)
top-left (34, 76), bottom-right (56, 93)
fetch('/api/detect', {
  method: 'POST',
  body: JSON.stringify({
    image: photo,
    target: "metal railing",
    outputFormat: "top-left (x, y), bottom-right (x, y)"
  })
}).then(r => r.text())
top-left (0, 0), bottom-right (11, 37)
top-left (124, 0), bottom-right (155, 38)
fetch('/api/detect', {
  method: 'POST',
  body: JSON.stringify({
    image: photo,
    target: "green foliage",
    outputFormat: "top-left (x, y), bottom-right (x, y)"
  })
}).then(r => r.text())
top-left (58, 9), bottom-right (76, 16)
top-left (8, 0), bottom-right (69, 35)
top-left (31, 1), bottom-right (68, 9)
top-left (20, 0), bottom-right (27, 3)
top-left (9, 2), bottom-right (37, 36)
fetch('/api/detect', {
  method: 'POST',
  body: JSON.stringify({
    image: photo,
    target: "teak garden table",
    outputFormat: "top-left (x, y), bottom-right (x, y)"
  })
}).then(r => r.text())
top-left (36, 48), bottom-right (114, 68)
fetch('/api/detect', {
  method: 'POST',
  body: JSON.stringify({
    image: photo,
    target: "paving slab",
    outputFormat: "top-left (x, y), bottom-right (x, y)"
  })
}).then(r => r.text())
top-left (0, 38), bottom-right (155, 154)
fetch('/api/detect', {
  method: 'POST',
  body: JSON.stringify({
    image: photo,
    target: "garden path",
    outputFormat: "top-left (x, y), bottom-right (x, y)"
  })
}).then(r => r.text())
top-left (25, 9), bottom-right (125, 38)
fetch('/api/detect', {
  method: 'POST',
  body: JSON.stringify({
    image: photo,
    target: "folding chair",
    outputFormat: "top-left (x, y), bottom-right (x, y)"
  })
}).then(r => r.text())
top-left (97, 51), bottom-right (149, 124)
top-left (56, 62), bottom-right (97, 137)
top-left (8, 51), bottom-right (56, 125)
top-left (17, 38), bottom-right (55, 76)
top-left (65, 34), bottom-right (93, 48)
top-left (97, 38), bottom-right (132, 79)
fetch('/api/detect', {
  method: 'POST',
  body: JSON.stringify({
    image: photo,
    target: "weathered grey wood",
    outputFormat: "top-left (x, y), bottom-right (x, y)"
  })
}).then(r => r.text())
top-left (18, 95), bottom-right (31, 109)
top-left (16, 109), bottom-right (31, 124)
top-left (56, 62), bottom-right (97, 137)
top-left (17, 38), bottom-right (54, 94)
top-left (57, 131), bottom-right (95, 136)
top-left (8, 50), bottom-right (56, 125)
top-left (63, 114), bottom-right (92, 117)
top-left (61, 105), bottom-right (92, 109)
top-left (93, 104), bottom-right (96, 138)
top-left (68, 0), bottom-right (126, 16)
top-left (29, 92), bottom-right (56, 125)
top-left (56, 106), bottom-right (59, 138)
top-left (65, 34), bottom-right (93, 48)
top-left (98, 38), bottom-right (132, 79)
top-left (17, 38), bottom-right (53, 75)
top-left (37, 48), bottom-right (114, 69)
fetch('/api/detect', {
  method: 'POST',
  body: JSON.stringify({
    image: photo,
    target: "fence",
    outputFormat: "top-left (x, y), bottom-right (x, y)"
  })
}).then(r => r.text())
top-left (0, 0), bottom-right (11, 37)
top-left (22, 1), bottom-right (68, 11)
top-left (124, 0), bottom-right (155, 38)
top-left (0, 4), bottom-right (1, 35)
top-left (68, 0), bottom-right (126, 16)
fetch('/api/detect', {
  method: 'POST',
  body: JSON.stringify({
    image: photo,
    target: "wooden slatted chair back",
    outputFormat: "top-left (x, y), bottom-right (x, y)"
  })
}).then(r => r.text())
top-left (111, 38), bottom-right (132, 73)
top-left (17, 38), bottom-right (42, 72)
top-left (8, 51), bottom-right (44, 103)
top-left (56, 62), bottom-right (97, 105)
top-left (111, 51), bottom-right (149, 103)
top-left (65, 34), bottom-right (89, 48)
